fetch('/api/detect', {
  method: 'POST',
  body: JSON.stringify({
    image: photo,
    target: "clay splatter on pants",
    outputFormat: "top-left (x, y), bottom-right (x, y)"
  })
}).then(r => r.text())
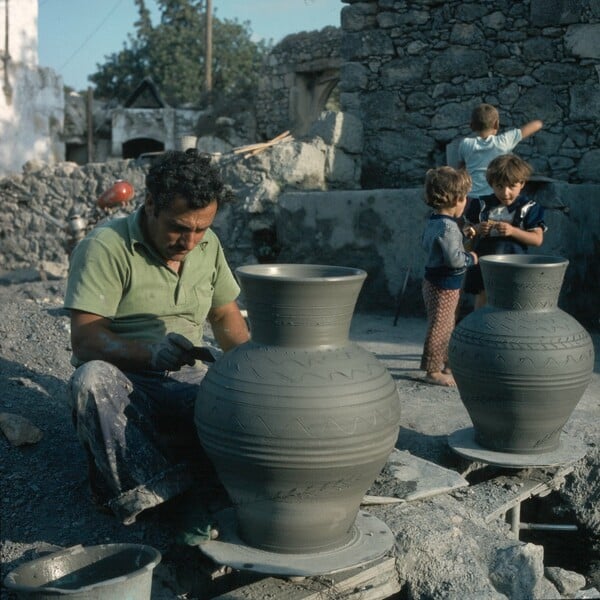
top-left (68, 360), bottom-right (216, 524)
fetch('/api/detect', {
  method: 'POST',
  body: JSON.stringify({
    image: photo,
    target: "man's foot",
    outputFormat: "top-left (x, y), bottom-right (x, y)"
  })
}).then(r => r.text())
top-left (424, 371), bottom-right (456, 387)
top-left (442, 367), bottom-right (452, 375)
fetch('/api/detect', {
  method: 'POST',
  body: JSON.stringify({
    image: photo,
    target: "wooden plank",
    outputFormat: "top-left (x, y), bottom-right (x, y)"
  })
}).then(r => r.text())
top-left (362, 494), bottom-right (405, 505)
top-left (211, 556), bottom-right (397, 600)
top-left (460, 466), bottom-right (574, 523)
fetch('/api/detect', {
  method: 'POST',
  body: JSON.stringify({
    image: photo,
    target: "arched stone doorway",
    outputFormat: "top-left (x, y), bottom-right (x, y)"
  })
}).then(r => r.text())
top-left (290, 68), bottom-right (340, 136)
top-left (256, 27), bottom-right (341, 140)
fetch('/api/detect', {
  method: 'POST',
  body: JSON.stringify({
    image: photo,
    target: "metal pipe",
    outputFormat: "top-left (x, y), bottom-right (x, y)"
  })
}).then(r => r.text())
top-left (520, 523), bottom-right (578, 532)
top-left (509, 503), bottom-right (521, 539)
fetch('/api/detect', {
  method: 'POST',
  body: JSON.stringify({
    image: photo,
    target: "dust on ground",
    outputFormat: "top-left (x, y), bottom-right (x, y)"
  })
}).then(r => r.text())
top-left (0, 278), bottom-right (598, 598)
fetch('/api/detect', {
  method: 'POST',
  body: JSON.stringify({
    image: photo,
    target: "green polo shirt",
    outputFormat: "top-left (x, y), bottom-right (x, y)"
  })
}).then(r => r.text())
top-left (64, 207), bottom-right (240, 363)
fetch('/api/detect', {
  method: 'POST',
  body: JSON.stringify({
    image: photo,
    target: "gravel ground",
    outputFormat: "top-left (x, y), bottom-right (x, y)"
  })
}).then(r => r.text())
top-left (0, 279), bottom-right (204, 599)
top-left (1, 277), bottom-right (598, 599)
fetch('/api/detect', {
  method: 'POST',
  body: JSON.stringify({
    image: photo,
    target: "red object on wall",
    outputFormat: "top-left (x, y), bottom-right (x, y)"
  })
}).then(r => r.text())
top-left (97, 180), bottom-right (135, 209)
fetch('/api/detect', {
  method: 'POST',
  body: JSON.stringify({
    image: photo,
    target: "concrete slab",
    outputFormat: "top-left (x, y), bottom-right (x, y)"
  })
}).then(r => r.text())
top-left (369, 448), bottom-right (468, 502)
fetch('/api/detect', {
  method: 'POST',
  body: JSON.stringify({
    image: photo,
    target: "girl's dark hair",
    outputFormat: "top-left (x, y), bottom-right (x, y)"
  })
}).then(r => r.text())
top-left (146, 149), bottom-right (235, 214)
top-left (424, 166), bottom-right (472, 209)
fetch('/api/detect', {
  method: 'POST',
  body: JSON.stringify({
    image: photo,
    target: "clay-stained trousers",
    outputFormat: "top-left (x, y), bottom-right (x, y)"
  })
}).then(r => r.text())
top-left (68, 360), bottom-right (215, 524)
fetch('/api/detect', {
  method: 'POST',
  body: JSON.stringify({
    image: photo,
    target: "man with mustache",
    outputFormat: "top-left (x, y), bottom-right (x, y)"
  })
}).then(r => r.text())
top-left (64, 149), bottom-right (249, 527)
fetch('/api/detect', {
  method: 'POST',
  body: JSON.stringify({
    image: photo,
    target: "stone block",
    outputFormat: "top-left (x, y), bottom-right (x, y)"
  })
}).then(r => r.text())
top-left (530, 0), bottom-right (581, 26)
top-left (308, 111), bottom-right (363, 154)
top-left (545, 566), bottom-right (587, 596)
top-left (324, 147), bottom-right (361, 188)
top-left (381, 57), bottom-right (428, 86)
top-left (430, 48), bottom-right (488, 82)
top-left (533, 63), bottom-right (587, 84)
top-left (341, 30), bottom-right (395, 60)
top-left (265, 140), bottom-right (326, 191)
top-left (578, 149), bottom-right (600, 182)
top-left (491, 544), bottom-right (560, 599)
top-left (432, 102), bottom-right (472, 129)
top-left (570, 84), bottom-right (600, 121)
top-left (565, 24), bottom-right (600, 59)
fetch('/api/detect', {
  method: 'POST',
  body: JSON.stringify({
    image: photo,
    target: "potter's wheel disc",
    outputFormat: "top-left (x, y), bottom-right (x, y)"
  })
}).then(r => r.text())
top-left (448, 427), bottom-right (587, 468)
top-left (198, 509), bottom-right (394, 576)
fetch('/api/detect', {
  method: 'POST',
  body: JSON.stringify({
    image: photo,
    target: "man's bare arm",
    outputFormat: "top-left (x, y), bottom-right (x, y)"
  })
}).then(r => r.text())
top-left (70, 310), bottom-right (156, 370)
top-left (207, 301), bottom-right (250, 352)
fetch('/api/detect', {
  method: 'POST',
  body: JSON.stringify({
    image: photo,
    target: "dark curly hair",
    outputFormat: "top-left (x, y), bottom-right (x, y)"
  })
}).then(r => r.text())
top-left (146, 149), bottom-right (235, 215)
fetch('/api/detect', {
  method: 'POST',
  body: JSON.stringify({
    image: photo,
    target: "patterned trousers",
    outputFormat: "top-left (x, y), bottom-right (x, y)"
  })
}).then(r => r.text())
top-left (420, 280), bottom-right (460, 373)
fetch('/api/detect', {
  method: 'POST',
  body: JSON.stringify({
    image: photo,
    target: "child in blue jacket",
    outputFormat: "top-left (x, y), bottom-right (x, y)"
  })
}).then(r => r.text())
top-left (421, 167), bottom-right (478, 387)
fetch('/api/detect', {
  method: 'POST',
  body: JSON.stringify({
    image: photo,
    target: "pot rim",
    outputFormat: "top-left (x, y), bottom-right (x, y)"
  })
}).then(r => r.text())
top-left (3, 543), bottom-right (161, 594)
top-left (236, 264), bottom-right (367, 282)
top-left (480, 254), bottom-right (568, 268)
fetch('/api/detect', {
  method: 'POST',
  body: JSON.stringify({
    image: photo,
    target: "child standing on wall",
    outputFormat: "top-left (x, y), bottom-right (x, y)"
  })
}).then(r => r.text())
top-left (458, 103), bottom-right (543, 197)
top-left (421, 167), bottom-right (478, 387)
top-left (463, 154), bottom-right (547, 308)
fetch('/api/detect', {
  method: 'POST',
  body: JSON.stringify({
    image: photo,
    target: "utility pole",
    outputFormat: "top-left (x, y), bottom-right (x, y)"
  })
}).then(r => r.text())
top-left (2, 0), bottom-right (13, 103)
top-left (86, 87), bottom-right (94, 163)
top-left (204, 0), bottom-right (213, 95)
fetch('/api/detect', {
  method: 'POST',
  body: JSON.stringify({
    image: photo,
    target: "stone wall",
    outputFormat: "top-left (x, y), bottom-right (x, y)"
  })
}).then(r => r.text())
top-left (276, 185), bottom-right (600, 328)
top-left (339, 0), bottom-right (600, 188)
top-left (1, 145), bottom-right (597, 329)
top-left (256, 27), bottom-right (341, 139)
top-left (0, 160), bottom-right (146, 274)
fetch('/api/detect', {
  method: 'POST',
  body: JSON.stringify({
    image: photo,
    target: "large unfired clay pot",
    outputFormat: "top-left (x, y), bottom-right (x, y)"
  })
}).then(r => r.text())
top-left (195, 264), bottom-right (401, 553)
top-left (449, 255), bottom-right (594, 454)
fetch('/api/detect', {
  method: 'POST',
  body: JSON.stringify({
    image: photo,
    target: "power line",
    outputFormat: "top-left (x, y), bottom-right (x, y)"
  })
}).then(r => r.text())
top-left (58, 0), bottom-right (126, 71)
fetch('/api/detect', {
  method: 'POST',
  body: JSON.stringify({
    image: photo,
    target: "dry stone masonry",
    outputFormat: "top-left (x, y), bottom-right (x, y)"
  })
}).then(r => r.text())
top-left (339, 0), bottom-right (600, 188)
top-left (256, 27), bottom-right (342, 139)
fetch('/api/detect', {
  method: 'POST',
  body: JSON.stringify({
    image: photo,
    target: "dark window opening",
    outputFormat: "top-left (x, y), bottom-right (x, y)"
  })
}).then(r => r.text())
top-left (122, 138), bottom-right (164, 160)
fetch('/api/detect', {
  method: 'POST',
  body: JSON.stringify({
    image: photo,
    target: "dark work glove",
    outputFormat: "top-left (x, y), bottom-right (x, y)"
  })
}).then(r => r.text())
top-left (149, 332), bottom-right (195, 371)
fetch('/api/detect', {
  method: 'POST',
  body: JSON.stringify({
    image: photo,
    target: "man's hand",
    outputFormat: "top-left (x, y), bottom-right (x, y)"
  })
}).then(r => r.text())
top-left (149, 333), bottom-right (196, 371)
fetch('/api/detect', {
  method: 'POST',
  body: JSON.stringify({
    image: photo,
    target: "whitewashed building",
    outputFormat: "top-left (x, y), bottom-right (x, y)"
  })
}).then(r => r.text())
top-left (0, 0), bottom-right (64, 177)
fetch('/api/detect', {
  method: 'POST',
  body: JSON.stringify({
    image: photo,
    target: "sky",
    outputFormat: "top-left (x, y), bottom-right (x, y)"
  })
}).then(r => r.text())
top-left (37, 0), bottom-right (342, 91)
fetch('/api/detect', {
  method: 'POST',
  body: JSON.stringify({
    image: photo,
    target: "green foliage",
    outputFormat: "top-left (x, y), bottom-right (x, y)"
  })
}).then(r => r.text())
top-left (88, 0), bottom-right (271, 107)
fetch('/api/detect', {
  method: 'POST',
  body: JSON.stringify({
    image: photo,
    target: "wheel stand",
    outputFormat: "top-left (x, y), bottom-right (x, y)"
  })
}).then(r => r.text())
top-left (448, 427), bottom-right (586, 540)
top-left (198, 509), bottom-right (395, 577)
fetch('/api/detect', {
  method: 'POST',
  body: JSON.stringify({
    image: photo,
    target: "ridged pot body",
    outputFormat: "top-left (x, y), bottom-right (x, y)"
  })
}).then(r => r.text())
top-left (195, 264), bottom-right (401, 554)
top-left (449, 255), bottom-right (594, 454)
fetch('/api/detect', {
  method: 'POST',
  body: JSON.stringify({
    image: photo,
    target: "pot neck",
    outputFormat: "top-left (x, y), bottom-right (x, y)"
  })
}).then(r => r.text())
top-left (239, 272), bottom-right (365, 348)
top-left (482, 260), bottom-right (566, 310)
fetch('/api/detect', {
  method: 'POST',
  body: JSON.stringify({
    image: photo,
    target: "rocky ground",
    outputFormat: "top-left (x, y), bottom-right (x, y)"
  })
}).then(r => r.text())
top-left (0, 275), bottom-right (598, 599)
